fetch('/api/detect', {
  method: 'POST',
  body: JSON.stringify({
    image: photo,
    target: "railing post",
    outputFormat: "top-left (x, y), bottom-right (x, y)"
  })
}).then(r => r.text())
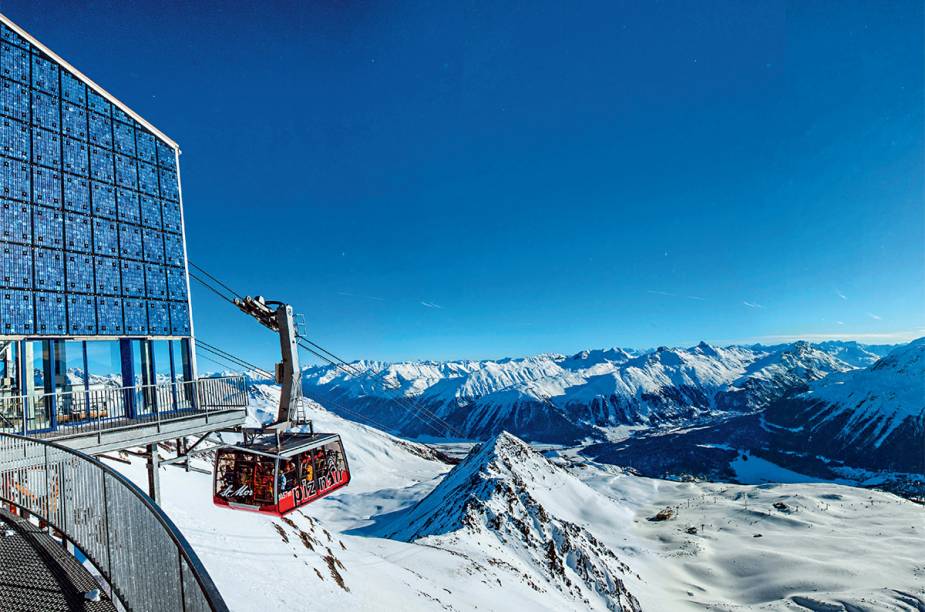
top-left (146, 442), bottom-right (161, 504)
top-left (43, 445), bottom-right (50, 530)
top-left (101, 469), bottom-right (112, 579)
top-left (171, 380), bottom-right (179, 413)
top-left (178, 549), bottom-right (187, 612)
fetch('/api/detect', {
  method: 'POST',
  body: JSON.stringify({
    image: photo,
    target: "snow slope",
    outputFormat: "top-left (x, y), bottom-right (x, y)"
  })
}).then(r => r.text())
top-left (366, 432), bottom-right (643, 611)
top-left (815, 340), bottom-right (893, 368)
top-left (568, 459), bottom-right (925, 611)
top-left (797, 337), bottom-right (924, 446)
top-left (107, 391), bottom-right (924, 611)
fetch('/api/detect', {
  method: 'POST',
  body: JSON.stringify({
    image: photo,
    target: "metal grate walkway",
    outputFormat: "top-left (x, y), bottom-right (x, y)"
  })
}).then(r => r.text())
top-left (0, 509), bottom-right (117, 612)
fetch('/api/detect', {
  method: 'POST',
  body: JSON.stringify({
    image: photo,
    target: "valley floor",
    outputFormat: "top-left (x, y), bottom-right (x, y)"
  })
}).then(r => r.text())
top-left (107, 399), bottom-right (924, 611)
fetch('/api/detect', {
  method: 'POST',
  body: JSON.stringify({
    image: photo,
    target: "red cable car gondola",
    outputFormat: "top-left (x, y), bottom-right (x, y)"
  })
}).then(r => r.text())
top-left (211, 297), bottom-right (351, 516)
top-left (213, 431), bottom-right (350, 516)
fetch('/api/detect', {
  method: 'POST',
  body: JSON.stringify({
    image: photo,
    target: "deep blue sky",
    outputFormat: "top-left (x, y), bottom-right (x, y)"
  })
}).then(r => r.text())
top-left (4, 1), bottom-right (922, 366)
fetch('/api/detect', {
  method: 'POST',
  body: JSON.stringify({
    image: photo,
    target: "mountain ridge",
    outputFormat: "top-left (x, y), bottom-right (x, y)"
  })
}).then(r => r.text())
top-left (367, 431), bottom-right (643, 611)
top-left (302, 339), bottom-right (887, 443)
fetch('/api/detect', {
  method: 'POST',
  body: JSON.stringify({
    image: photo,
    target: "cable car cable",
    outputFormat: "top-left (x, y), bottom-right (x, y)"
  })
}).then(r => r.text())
top-left (187, 261), bottom-right (462, 438)
top-left (197, 345), bottom-right (268, 378)
top-left (296, 340), bottom-right (458, 438)
top-left (189, 261), bottom-right (244, 301)
top-left (295, 340), bottom-right (452, 437)
top-left (198, 352), bottom-right (244, 375)
top-left (197, 340), bottom-right (269, 375)
top-left (292, 336), bottom-right (459, 436)
top-left (189, 272), bottom-right (237, 305)
top-left (197, 340), bottom-right (274, 379)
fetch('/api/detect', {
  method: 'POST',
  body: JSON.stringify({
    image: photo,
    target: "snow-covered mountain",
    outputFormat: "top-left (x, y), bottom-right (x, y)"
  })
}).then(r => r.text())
top-left (713, 341), bottom-right (851, 412)
top-left (764, 337), bottom-right (925, 474)
top-left (814, 340), bottom-right (894, 368)
top-left (369, 432), bottom-right (642, 611)
top-left (585, 339), bottom-right (925, 492)
top-left (302, 340), bottom-right (870, 443)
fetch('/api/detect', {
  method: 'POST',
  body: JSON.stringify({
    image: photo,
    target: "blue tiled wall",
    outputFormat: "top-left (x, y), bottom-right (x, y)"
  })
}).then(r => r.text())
top-left (0, 21), bottom-right (191, 338)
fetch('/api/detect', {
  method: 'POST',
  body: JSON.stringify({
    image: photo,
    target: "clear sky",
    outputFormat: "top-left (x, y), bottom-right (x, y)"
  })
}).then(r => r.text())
top-left (4, 1), bottom-right (923, 366)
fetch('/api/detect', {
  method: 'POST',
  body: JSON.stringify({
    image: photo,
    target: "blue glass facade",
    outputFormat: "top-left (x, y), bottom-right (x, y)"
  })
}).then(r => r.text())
top-left (0, 20), bottom-right (191, 338)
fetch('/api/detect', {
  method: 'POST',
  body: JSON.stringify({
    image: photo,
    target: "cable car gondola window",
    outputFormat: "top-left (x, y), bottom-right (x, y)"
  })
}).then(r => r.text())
top-left (279, 459), bottom-right (297, 494)
top-left (213, 434), bottom-right (351, 516)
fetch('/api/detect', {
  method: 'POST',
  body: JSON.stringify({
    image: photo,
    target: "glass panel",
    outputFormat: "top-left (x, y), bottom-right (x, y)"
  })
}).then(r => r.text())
top-left (174, 340), bottom-right (196, 410)
top-left (31, 340), bottom-right (44, 390)
top-left (131, 340), bottom-right (150, 387)
top-left (0, 341), bottom-right (19, 430)
top-left (62, 341), bottom-right (86, 389)
top-left (84, 340), bottom-right (122, 388)
top-left (30, 340), bottom-right (52, 431)
top-left (133, 340), bottom-right (156, 416)
top-left (151, 340), bottom-right (175, 412)
top-left (175, 340), bottom-right (192, 381)
top-left (57, 341), bottom-right (86, 423)
top-left (152, 340), bottom-right (172, 385)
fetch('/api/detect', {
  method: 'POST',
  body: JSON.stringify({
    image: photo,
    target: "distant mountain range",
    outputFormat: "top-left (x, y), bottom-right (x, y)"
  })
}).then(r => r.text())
top-left (301, 340), bottom-right (893, 444)
top-left (582, 338), bottom-right (924, 494)
top-left (301, 338), bottom-right (922, 495)
top-left (764, 337), bottom-right (924, 474)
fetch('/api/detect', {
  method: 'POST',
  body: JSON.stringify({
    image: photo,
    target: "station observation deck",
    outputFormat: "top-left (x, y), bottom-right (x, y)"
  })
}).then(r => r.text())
top-left (1, 375), bottom-right (247, 455)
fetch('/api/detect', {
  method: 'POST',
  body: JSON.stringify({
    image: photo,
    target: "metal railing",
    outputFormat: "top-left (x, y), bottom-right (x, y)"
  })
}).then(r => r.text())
top-left (0, 432), bottom-right (229, 612)
top-left (0, 375), bottom-right (247, 437)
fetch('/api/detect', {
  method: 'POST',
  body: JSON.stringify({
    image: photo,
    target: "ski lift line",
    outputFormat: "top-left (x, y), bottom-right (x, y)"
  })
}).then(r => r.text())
top-left (196, 344), bottom-right (245, 371)
top-left (295, 336), bottom-right (450, 430)
top-left (185, 261), bottom-right (460, 437)
top-left (297, 340), bottom-right (460, 438)
top-left (296, 341), bottom-right (453, 438)
top-left (296, 338), bottom-right (460, 438)
top-left (200, 335), bottom-right (448, 439)
top-left (196, 349), bottom-right (267, 380)
top-left (197, 352), bottom-right (245, 375)
top-left (197, 340), bottom-right (274, 379)
top-left (196, 346), bottom-right (265, 378)
top-left (291, 340), bottom-right (449, 438)
top-left (196, 347), bottom-right (266, 382)
top-left (303, 391), bottom-right (400, 437)
top-left (196, 339), bottom-right (268, 374)
top-left (188, 261), bottom-right (244, 301)
top-left (293, 337), bottom-right (451, 428)
top-left (188, 270), bottom-right (234, 301)
top-left (189, 272), bottom-right (238, 305)
top-left (198, 346), bottom-right (273, 380)
top-left (195, 339), bottom-right (410, 436)
top-left (196, 339), bottom-right (265, 372)
top-left (296, 335), bottom-right (366, 377)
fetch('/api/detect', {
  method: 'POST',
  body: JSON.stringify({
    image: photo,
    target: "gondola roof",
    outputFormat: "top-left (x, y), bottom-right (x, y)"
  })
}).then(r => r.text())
top-left (228, 432), bottom-right (343, 459)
